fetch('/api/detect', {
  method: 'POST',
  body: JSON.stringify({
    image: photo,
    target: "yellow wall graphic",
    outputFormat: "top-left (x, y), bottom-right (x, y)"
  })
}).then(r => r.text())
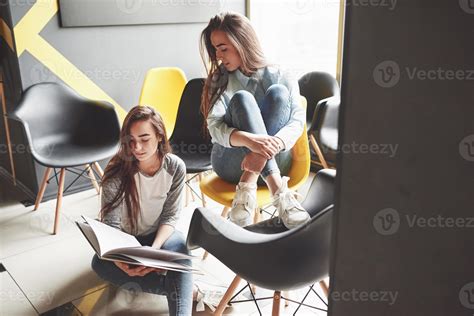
top-left (13, 0), bottom-right (127, 121)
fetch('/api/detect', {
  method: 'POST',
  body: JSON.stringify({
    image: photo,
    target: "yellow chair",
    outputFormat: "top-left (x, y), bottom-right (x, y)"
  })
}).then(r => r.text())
top-left (199, 97), bottom-right (310, 259)
top-left (139, 67), bottom-right (187, 136)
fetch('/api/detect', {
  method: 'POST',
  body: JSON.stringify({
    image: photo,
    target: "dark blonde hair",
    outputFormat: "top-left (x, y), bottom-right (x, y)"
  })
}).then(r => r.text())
top-left (200, 12), bottom-right (267, 130)
top-left (100, 105), bottom-right (171, 234)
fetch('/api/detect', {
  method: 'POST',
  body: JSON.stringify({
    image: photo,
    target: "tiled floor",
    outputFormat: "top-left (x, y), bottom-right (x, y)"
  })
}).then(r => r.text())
top-left (0, 173), bottom-right (328, 315)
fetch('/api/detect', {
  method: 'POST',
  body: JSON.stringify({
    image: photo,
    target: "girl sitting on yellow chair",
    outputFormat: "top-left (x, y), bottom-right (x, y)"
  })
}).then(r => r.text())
top-left (200, 12), bottom-right (310, 229)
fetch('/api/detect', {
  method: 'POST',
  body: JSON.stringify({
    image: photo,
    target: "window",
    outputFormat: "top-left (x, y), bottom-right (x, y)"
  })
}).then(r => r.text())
top-left (250, 0), bottom-right (341, 81)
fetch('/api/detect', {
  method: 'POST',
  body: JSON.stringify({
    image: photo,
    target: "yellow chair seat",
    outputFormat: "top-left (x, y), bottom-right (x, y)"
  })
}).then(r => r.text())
top-left (200, 122), bottom-right (310, 208)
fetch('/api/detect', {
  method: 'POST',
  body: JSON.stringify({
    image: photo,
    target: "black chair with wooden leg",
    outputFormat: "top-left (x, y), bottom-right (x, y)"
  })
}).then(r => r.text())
top-left (308, 96), bottom-right (340, 169)
top-left (299, 71), bottom-right (339, 169)
top-left (187, 169), bottom-right (336, 315)
top-left (8, 82), bottom-right (120, 234)
top-left (169, 78), bottom-right (213, 207)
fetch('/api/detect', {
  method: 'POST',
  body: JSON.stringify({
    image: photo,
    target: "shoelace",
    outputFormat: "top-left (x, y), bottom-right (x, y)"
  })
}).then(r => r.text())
top-left (273, 177), bottom-right (304, 213)
top-left (232, 187), bottom-right (256, 211)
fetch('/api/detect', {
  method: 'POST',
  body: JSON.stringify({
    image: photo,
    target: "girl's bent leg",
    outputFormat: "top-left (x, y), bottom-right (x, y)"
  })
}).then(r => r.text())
top-left (260, 84), bottom-right (293, 178)
top-left (161, 231), bottom-right (193, 316)
top-left (91, 255), bottom-right (167, 296)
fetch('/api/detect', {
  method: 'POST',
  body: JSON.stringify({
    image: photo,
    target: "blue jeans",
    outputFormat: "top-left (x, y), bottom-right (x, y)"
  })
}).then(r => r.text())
top-left (91, 230), bottom-right (193, 316)
top-left (212, 84), bottom-right (293, 184)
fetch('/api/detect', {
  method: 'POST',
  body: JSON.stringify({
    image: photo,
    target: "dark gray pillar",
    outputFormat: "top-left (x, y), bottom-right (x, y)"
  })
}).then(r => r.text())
top-left (330, 1), bottom-right (474, 315)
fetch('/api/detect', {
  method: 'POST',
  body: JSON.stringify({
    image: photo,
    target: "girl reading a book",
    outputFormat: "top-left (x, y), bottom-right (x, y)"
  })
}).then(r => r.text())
top-left (91, 105), bottom-right (193, 315)
top-left (200, 12), bottom-right (310, 228)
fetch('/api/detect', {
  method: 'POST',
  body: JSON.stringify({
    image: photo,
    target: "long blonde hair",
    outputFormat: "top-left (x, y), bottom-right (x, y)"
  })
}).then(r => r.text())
top-left (200, 12), bottom-right (267, 131)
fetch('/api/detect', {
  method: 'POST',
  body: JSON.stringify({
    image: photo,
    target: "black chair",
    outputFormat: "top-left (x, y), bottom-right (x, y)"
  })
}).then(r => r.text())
top-left (187, 169), bottom-right (336, 315)
top-left (8, 82), bottom-right (120, 234)
top-left (298, 71), bottom-right (339, 169)
top-left (309, 96), bottom-right (340, 169)
top-left (169, 78), bottom-right (212, 207)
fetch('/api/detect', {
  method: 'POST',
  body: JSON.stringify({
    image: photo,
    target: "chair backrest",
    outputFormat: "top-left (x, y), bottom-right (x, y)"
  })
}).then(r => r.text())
top-left (287, 97), bottom-right (311, 190)
top-left (9, 82), bottom-right (118, 145)
top-left (169, 78), bottom-right (211, 147)
top-left (138, 67), bottom-right (187, 136)
top-left (315, 96), bottom-right (340, 152)
top-left (298, 71), bottom-right (339, 128)
top-left (244, 170), bottom-right (336, 290)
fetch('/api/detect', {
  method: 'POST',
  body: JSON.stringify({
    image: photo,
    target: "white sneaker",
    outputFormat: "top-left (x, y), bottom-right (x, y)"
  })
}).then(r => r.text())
top-left (228, 182), bottom-right (257, 227)
top-left (272, 176), bottom-right (310, 229)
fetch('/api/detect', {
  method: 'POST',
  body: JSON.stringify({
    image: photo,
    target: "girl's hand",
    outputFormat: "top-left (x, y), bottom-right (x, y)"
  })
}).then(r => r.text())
top-left (114, 261), bottom-right (165, 277)
top-left (246, 134), bottom-right (281, 158)
top-left (241, 152), bottom-right (267, 173)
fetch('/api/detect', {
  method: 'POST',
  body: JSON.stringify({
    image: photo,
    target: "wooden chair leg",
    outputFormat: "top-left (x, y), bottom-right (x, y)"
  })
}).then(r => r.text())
top-left (86, 164), bottom-right (100, 194)
top-left (34, 168), bottom-right (52, 211)
top-left (214, 276), bottom-right (242, 316)
top-left (319, 280), bottom-right (329, 298)
top-left (92, 162), bottom-right (104, 178)
top-left (198, 173), bottom-right (207, 207)
top-left (53, 168), bottom-right (66, 235)
top-left (253, 207), bottom-right (261, 223)
top-left (1, 82), bottom-right (16, 186)
top-left (283, 290), bottom-right (290, 307)
top-left (309, 134), bottom-right (329, 169)
top-left (272, 291), bottom-right (281, 316)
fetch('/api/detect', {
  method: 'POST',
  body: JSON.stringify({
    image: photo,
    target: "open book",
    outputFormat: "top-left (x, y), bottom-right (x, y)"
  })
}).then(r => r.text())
top-left (76, 216), bottom-right (198, 273)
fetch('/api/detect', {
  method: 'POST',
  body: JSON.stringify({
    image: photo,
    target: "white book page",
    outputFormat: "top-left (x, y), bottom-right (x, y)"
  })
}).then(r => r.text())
top-left (124, 255), bottom-right (197, 273)
top-left (76, 222), bottom-right (100, 254)
top-left (109, 246), bottom-right (194, 262)
top-left (82, 216), bottom-right (140, 256)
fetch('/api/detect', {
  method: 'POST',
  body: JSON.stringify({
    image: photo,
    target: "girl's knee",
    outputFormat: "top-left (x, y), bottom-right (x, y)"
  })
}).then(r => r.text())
top-left (265, 84), bottom-right (290, 106)
top-left (229, 90), bottom-right (259, 114)
top-left (162, 231), bottom-right (189, 254)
